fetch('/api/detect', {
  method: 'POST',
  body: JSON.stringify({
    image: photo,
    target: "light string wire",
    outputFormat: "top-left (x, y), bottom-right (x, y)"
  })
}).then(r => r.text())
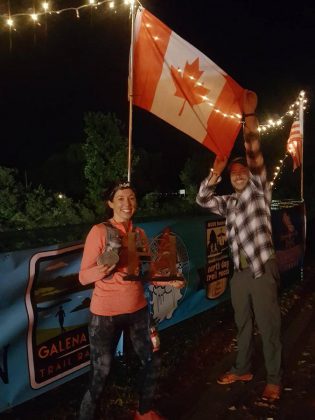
top-left (1, 1), bottom-right (134, 26)
top-left (267, 91), bottom-right (307, 188)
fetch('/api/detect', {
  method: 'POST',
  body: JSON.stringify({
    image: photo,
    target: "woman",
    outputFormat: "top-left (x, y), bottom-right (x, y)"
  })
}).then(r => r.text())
top-left (79, 181), bottom-right (184, 420)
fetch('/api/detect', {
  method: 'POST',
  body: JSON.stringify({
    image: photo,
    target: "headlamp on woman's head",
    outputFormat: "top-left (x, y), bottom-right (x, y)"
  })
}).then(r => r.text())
top-left (105, 181), bottom-right (136, 201)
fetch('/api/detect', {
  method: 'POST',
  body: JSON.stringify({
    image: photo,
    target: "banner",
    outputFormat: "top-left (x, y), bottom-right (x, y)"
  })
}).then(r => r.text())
top-left (133, 8), bottom-right (244, 157)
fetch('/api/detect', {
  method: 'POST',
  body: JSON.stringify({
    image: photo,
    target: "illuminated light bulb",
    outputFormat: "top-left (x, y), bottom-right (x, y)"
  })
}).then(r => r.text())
top-left (89, 0), bottom-right (95, 4)
top-left (280, 160), bottom-right (283, 163)
top-left (6, 18), bottom-right (14, 26)
top-left (31, 13), bottom-right (38, 21)
top-left (145, 23), bottom-right (151, 28)
top-left (268, 119), bottom-right (273, 124)
top-left (42, 2), bottom-right (49, 11)
top-left (236, 114), bottom-right (242, 119)
top-left (258, 127), bottom-right (262, 132)
top-left (300, 90), bottom-right (305, 97)
top-left (295, 101), bottom-right (299, 105)
top-left (124, 0), bottom-right (130, 4)
top-left (262, 127), bottom-right (267, 131)
top-left (215, 109), bottom-right (220, 113)
top-left (270, 182), bottom-right (274, 186)
top-left (223, 113), bottom-right (227, 117)
top-left (189, 75), bottom-right (195, 80)
top-left (153, 36), bottom-right (159, 40)
top-left (201, 96), bottom-right (208, 100)
top-left (303, 99), bottom-right (307, 103)
top-left (196, 82), bottom-right (202, 86)
top-left (277, 120), bottom-right (282, 126)
top-left (76, 9), bottom-right (80, 18)
top-left (276, 166), bottom-right (280, 170)
top-left (177, 68), bottom-right (182, 73)
top-left (109, 1), bottom-right (115, 8)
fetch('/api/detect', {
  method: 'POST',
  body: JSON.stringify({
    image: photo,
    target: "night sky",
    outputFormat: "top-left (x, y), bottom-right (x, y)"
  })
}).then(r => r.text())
top-left (1, 0), bottom-right (314, 181)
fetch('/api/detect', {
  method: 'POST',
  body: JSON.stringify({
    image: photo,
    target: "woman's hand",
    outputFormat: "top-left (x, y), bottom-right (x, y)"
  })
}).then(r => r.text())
top-left (98, 264), bottom-right (116, 277)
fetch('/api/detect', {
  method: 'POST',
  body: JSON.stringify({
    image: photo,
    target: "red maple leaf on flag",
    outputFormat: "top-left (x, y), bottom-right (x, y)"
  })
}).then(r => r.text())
top-left (170, 58), bottom-right (210, 116)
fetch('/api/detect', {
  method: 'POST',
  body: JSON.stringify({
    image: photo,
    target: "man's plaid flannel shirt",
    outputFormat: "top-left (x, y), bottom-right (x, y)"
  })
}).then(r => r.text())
top-left (196, 164), bottom-right (275, 279)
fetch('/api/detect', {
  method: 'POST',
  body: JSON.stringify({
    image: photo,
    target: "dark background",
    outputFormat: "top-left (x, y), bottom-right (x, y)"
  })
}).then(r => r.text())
top-left (0, 0), bottom-right (314, 188)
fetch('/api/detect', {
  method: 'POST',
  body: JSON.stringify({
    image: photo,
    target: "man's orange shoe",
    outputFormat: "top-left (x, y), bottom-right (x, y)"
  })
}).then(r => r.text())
top-left (134, 410), bottom-right (167, 420)
top-left (262, 383), bottom-right (281, 401)
top-left (217, 372), bottom-right (253, 385)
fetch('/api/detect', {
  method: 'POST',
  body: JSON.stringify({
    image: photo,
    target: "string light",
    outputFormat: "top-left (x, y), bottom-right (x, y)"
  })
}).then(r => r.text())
top-left (6, 18), bottom-right (14, 27)
top-left (259, 90), bottom-right (308, 134)
top-left (42, 2), bottom-right (50, 12)
top-left (0, 0), bottom-right (127, 28)
top-left (268, 90), bottom-right (308, 189)
top-left (31, 13), bottom-right (38, 22)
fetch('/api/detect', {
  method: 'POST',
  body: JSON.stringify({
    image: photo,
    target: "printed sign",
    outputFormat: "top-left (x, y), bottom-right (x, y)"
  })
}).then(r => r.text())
top-left (25, 244), bottom-right (92, 389)
top-left (205, 220), bottom-right (230, 299)
top-left (149, 228), bottom-right (190, 322)
top-left (272, 202), bottom-right (305, 273)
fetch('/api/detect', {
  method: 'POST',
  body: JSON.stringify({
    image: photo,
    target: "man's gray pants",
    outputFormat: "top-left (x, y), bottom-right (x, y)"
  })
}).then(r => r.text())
top-left (230, 258), bottom-right (282, 385)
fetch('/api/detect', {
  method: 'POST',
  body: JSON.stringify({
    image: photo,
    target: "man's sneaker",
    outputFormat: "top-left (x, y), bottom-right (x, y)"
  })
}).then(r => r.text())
top-left (134, 410), bottom-right (167, 420)
top-left (217, 371), bottom-right (253, 385)
top-left (261, 383), bottom-right (281, 401)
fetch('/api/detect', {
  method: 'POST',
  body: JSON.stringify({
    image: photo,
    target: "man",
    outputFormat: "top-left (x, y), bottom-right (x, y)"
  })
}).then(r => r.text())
top-left (196, 90), bottom-right (282, 402)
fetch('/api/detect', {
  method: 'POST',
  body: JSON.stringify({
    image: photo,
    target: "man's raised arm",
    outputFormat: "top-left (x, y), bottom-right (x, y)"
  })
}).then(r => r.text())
top-left (243, 90), bottom-right (264, 175)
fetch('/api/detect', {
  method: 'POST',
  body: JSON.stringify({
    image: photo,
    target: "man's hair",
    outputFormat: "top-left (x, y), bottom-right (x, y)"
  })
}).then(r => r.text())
top-left (104, 181), bottom-right (136, 202)
top-left (227, 157), bottom-right (248, 173)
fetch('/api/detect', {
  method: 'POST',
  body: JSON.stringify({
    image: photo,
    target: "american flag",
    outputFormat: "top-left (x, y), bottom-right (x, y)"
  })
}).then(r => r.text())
top-left (287, 120), bottom-right (302, 171)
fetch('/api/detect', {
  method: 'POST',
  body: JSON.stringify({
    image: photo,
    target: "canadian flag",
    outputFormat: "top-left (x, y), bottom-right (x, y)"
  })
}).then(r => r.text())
top-left (132, 8), bottom-right (244, 157)
top-left (287, 120), bottom-right (302, 171)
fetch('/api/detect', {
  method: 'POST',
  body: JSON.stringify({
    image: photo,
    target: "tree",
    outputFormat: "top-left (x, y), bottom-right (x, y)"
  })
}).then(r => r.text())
top-left (0, 166), bottom-right (23, 231)
top-left (30, 144), bottom-right (86, 199)
top-left (82, 112), bottom-right (137, 213)
top-left (179, 151), bottom-right (213, 204)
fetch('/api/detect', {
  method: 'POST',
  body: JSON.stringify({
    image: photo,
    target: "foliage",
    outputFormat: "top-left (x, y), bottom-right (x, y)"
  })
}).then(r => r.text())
top-left (0, 166), bottom-right (94, 234)
top-left (179, 151), bottom-right (213, 204)
top-left (0, 167), bottom-right (24, 229)
top-left (29, 144), bottom-right (86, 199)
top-left (82, 112), bottom-right (138, 213)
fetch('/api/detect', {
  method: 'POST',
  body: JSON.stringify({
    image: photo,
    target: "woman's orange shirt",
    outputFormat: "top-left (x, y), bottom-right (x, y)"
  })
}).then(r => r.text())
top-left (79, 219), bottom-right (147, 316)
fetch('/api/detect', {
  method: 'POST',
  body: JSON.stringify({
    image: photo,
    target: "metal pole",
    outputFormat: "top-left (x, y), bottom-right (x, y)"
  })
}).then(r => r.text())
top-left (299, 91), bottom-right (305, 283)
top-left (299, 91), bottom-right (304, 201)
top-left (127, 1), bottom-right (136, 183)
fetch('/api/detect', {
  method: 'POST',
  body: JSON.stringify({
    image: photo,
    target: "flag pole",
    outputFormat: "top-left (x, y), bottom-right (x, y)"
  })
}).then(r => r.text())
top-left (127, 0), bottom-right (136, 183)
top-left (299, 91), bottom-right (304, 201)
